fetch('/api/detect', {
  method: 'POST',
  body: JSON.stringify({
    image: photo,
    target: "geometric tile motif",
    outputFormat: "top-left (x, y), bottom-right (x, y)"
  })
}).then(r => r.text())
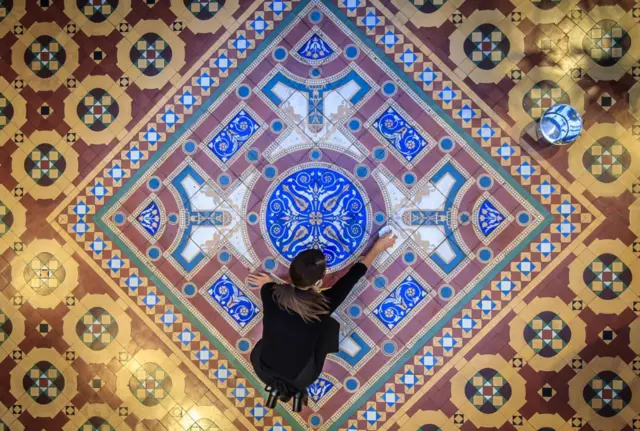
top-left (582, 20), bottom-right (630, 67)
top-left (464, 24), bottom-right (510, 70)
top-left (523, 311), bottom-right (571, 358)
top-left (77, 88), bottom-right (120, 131)
top-left (206, 273), bottom-right (261, 330)
top-left (263, 164), bottom-right (369, 270)
top-left (530, 0), bottom-right (562, 10)
top-left (130, 33), bottom-right (172, 77)
top-left (0, 92), bottom-right (14, 130)
top-left (207, 108), bottom-right (261, 163)
top-left (0, 0), bottom-right (11, 22)
top-left (583, 371), bottom-right (631, 417)
top-left (24, 143), bottom-right (67, 186)
top-left (185, 0), bottom-right (223, 20)
top-left (599, 326), bottom-right (617, 344)
top-left (187, 418), bottom-right (219, 430)
top-left (78, 417), bottom-right (117, 431)
top-left (0, 310), bottom-right (12, 347)
top-left (136, 200), bottom-right (163, 238)
top-left (372, 105), bottom-right (430, 162)
top-left (129, 362), bottom-right (173, 406)
top-left (582, 137), bottom-right (630, 184)
top-left (24, 35), bottom-right (67, 78)
top-left (584, 253), bottom-right (632, 299)
top-left (307, 377), bottom-right (335, 405)
top-left (23, 252), bottom-right (66, 296)
top-left (465, 368), bottom-right (512, 414)
top-left (294, 30), bottom-right (339, 65)
top-left (23, 361), bottom-right (66, 404)
top-left (78, 0), bottom-right (118, 22)
top-left (372, 274), bottom-right (430, 331)
top-left (45, 0), bottom-right (597, 427)
top-left (522, 80), bottom-right (570, 121)
top-left (75, 307), bottom-right (119, 351)
top-left (475, 197), bottom-right (508, 239)
top-left (0, 201), bottom-right (13, 238)
top-left (410, 0), bottom-right (448, 13)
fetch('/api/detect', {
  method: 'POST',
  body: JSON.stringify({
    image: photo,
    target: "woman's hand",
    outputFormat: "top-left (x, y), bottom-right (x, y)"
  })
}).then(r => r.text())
top-left (361, 231), bottom-right (398, 268)
top-left (373, 231), bottom-right (397, 252)
top-left (247, 272), bottom-right (274, 287)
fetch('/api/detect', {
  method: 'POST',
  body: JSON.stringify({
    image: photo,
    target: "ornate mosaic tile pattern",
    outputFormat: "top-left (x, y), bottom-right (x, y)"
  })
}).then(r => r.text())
top-left (0, 0), bottom-right (638, 429)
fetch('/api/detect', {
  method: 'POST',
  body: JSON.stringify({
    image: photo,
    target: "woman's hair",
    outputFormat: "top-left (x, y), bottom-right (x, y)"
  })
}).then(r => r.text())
top-left (272, 249), bottom-right (329, 322)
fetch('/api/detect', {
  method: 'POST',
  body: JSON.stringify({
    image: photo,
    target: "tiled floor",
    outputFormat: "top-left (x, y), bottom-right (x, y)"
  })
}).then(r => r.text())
top-left (0, 0), bottom-right (639, 429)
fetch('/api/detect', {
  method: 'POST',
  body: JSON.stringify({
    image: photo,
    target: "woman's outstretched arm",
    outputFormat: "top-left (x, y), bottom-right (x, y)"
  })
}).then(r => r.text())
top-left (324, 232), bottom-right (396, 312)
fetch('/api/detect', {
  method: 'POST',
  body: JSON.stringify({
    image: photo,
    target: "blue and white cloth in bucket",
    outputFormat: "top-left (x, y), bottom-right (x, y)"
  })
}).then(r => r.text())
top-left (538, 104), bottom-right (583, 145)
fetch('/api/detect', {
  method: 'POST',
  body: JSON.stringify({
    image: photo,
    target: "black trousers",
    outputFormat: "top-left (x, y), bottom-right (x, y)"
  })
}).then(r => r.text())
top-left (250, 340), bottom-right (326, 396)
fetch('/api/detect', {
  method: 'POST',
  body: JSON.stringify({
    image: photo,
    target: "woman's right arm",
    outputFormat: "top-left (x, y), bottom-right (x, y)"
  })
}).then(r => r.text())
top-left (360, 232), bottom-right (396, 268)
top-left (324, 232), bottom-right (396, 312)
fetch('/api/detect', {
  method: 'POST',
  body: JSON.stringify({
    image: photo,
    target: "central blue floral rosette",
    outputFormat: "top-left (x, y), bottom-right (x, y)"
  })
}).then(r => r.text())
top-left (262, 163), bottom-right (371, 271)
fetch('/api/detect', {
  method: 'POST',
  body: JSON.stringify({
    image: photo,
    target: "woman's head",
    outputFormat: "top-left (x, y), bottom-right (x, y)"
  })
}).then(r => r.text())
top-left (272, 249), bottom-right (328, 322)
top-left (289, 249), bottom-right (326, 289)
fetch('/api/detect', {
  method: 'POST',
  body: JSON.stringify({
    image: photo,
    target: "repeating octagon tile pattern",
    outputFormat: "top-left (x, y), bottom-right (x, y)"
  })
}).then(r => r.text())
top-left (0, 0), bottom-right (638, 430)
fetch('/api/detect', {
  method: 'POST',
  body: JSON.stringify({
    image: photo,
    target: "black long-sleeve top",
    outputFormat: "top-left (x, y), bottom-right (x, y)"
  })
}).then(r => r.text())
top-left (258, 262), bottom-right (368, 380)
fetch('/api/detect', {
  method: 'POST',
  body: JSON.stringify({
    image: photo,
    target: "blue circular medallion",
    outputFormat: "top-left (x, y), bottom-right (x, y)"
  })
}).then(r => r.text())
top-left (309, 414), bottom-right (323, 428)
top-left (147, 246), bottom-right (161, 261)
top-left (373, 146), bottom-right (387, 162)
top-left (237, 338), bottom-right (252, 353)
top-left (374, 212), bottom-right (386, 225)
top-left (402, 250), bottom-right (416, 265)
top-left (310, 149), bottom-right (322, 161)
top-left (348, 304), bottom-right (362, 318)
top-left (273, 46), bottom-right (288, 62)
top-left (477, 247), bottom-right (493, 263)
top-left (236, 84), bottom-right (251, 99)
top-left (309, 9), bottom-right (323, 24)
top-left (271, 119), bottom-right (284, 134)
top-left (247, 212), bottom-right (259, 225)
top-left (354, 164), bottom-right (370, 179)
top-left (263, 257), bottom-right (277, 271)
top-left (182, 139), bottom-right (197, 155)
top-left (263, 165), bottom-right (278, 180)
top-left (478, 174), bottom-right (493, 190)
top-left (147, 176), bottom-right (162, 191)
top-left (309, 67), bottom-right (322, 78)
top-left (382, 340), bottom-right (397, 356)
top-left (348, 118), bottom-right (362, 132)
top-left (218, 249), bottom-right (232, 264)
top-left (439, 136), bottom-right (455, 152)
top-left (373, 275), bottom-right (387, 290)
top-left (517, 211), bottom-right (531, 226)
top-left (344, 44), bottom-right (360, 60)
top-left (403, 172), bottom-right (417, 186)
top-left (246, 148), bottom-right (260, 163)
top-left (168, 213), bottom-right (179, 225)
top-left (382, 81), bottom-right (397, 97)
top-left (344, 377), bottom-right (359, 392)
top-left (113, 211), bottom-right (126, 225)
top-left (262, 163), bottom-right (371, 271)
top-left (218, 173), bottom-right (231, 187)
top-left (182, 282), bottom-right (197, 297)
top-left (438, 285), bottom-right (454, 301)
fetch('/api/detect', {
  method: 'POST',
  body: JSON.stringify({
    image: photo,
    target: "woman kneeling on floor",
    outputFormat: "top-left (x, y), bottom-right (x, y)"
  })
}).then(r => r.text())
top-left (248, 231), bottom-right (396, 407)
